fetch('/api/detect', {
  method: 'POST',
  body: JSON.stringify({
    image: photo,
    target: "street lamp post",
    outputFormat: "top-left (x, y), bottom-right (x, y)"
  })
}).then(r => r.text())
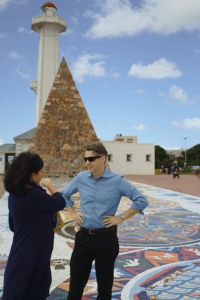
top-left (184, 137), bottom-right (187, 166)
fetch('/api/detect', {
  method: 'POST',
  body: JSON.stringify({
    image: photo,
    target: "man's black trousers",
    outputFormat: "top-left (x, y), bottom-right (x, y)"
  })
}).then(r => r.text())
top-left (67, 228), bottom-right (119, 300)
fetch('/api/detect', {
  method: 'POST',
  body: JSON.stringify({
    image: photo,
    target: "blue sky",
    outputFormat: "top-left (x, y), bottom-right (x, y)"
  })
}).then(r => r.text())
top-left (0, 0), bottom-right (200, 151)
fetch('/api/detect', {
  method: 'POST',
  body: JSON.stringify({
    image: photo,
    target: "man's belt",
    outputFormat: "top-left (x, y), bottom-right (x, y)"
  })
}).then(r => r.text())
top-left (80, 225), bottom-right (116, 235)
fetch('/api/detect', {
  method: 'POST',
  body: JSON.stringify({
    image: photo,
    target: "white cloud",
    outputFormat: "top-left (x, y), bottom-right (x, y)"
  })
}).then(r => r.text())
top-left (9, 51), bottom-right (22, 60)
top-left (7, 50), bottom-right (31, 79)
top-left (132, 124), bottom-right (146, 130)
top-left (18, 27), bottom-right (32, 34)
top-left (128, 58), bottom-right (182, 79)
top-left (0, 0), bottom-right (28, 11)
top-left (112, 72), bottom-right (120, 81)
top-left (0, 33), bottom-right (7, 38)
top-left (161, 145), bottom-right (181, 150)
top-left (158, 91), bottom-right (167, 97)
top-left (18, 27), bottom-right (26, 33)
top-left (161, 98), bottom-right (170, 104)
top-left (159, 85), bottom-right (196, 104)
top-left (136, 89), bottom-right (145, 94)
top-left (169, 85), bottom-right (195, 104)
top-left (195, 49), bottom-right (200, 53)
top-left (173, 118), bottom-right (200, 129)
top-left (0, 139), bottom-right (4, 145)
top-left (71, 54), bottom-right (107, 83)
top-left (60, 29), bottom-right (74, 36)
top-left (84, 0), bottom-right (200, 39)
top-left (67, 46), bottom-right (77, 52)
top-left (0, 0), bottom-right (12, 11)
top-left (70, 16), bottom-right (78, 25)
top-left (16, 63), bottom-right (31, 79)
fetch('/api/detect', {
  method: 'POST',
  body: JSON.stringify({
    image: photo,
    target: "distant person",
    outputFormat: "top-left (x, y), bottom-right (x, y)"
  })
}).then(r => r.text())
top-left (173, 159), bottom-right (178, 167)
top-left (61, 142), bottom-right (148, 300)
top-left (173, 166), bottom-right (180, 178)
top-left (2, 152), bottom-right (66, 300)
top-left (167, 164), bottom-right (171, 175)
top-left (162, 164), bottom-right (166, 174)
top-left (184, 162), bottom-right (187, 168)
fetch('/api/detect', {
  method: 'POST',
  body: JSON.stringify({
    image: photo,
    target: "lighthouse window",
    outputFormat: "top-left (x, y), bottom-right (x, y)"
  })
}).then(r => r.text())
top-left (41, 7), bottom-right (46, 14)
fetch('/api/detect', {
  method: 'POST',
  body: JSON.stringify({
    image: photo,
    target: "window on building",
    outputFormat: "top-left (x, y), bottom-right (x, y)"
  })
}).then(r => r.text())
top-left (41, 7), bottom-right (46, 14)
top-left (146, 154), bottom-right (151, 162)
top-left (108, 154), bottom-right (112, 162)
top-left (127, 154), bottom-right (132, 162)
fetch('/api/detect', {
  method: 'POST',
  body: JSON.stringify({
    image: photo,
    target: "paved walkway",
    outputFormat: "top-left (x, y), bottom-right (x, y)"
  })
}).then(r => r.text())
top-left (124, 174), bottom-right (200, 197)
top-left (0, 176), bottom-right (5, 199)
top-left (1, 174), bottom-right (200, 199)
top-left (1, 175), bottom-right (200, 299)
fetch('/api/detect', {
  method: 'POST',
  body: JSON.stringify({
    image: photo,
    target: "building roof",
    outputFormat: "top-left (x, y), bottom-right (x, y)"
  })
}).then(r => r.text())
top-left (0, 144), bottom-right (16, 152)
top-left (13, 128), bottom-right (36, 140)
top-left (41, 2), bottom-right (57, 9)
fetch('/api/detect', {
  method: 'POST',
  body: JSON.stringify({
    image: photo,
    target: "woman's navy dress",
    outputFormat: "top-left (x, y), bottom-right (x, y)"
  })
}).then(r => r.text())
top-left (2, 186), bottom-right (66, 300)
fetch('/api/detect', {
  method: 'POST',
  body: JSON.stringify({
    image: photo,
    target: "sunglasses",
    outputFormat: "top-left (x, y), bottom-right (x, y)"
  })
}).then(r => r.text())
top-left (84, 156), bottom-right (102, 162)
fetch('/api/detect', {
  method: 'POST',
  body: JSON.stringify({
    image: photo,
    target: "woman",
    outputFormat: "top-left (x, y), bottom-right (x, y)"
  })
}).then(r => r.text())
top-left (2, 152), bottom-right (66, 300)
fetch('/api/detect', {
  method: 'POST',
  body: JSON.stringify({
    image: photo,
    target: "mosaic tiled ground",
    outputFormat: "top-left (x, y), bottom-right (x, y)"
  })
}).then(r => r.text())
top-left (1, 179), bottom-right (200, 299)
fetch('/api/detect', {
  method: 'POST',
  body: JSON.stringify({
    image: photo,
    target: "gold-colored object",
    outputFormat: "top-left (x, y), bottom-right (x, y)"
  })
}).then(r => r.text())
top-left (54, 212), bottom-right (65, 229)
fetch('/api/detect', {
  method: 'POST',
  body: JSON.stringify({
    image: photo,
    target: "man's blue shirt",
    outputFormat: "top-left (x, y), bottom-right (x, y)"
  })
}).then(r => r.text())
top-left (61, 168), bottom-right (148, 229)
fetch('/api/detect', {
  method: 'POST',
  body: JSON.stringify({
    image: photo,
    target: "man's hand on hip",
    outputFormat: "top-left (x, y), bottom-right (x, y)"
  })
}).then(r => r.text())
top-left (67, 207), bottom-right (83, 225)
top-left (101, 215), bottom-right (123, 228)
top-left (71, 212), bottom-right (83, 225)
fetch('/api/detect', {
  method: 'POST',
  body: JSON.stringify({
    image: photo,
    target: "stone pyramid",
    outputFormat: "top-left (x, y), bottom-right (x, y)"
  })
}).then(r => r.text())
top-left (29, 57), bottom-right (100, 178)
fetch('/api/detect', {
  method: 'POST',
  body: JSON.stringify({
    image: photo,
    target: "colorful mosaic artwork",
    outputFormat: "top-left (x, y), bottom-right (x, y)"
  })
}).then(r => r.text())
top-left (1, 179), bottom-right (200, 299)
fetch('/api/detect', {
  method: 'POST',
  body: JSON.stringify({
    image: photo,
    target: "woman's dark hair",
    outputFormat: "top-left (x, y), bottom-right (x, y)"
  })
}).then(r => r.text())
top-left (4, 152), bottom-right (43, 195)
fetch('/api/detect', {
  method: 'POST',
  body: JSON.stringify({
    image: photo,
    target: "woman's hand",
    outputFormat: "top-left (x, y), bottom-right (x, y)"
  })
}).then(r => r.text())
top-left (101, 215), bottom-right (122, 228)
top-left (40, 178), bottom-right (59, 195)
top-left (41, 178), bottom-right (52, 188)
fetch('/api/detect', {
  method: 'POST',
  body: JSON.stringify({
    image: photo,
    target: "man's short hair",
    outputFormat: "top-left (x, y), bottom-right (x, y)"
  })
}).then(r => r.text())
top-left (85, 142), bottom-right (108, 159)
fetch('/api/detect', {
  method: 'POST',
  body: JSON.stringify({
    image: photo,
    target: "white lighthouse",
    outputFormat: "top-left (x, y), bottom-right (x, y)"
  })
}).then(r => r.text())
top-left (30, 2), bottom-right (67, 126)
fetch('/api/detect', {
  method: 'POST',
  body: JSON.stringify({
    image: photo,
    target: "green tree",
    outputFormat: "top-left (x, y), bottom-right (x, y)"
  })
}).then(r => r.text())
top-left (176, 157), bottom-right (184, 168)
top-left (175, 144), bottom-right (200, 168)
top-left (186, 144), bottom-right (200, 166)
top-left (155, 146), bottom-right (170, 168)
top-left (155, 158), bottom-right (161, 169)
top-left (163, 158), bottom-right (171, 167)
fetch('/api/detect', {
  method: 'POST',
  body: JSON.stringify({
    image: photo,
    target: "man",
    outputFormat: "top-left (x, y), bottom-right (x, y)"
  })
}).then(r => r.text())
top-left (61, 142), bottom-right (148, 300)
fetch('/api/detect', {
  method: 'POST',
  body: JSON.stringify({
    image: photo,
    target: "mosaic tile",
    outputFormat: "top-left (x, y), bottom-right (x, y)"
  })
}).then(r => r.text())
top-left (1, 180), bottom-right (200, 299)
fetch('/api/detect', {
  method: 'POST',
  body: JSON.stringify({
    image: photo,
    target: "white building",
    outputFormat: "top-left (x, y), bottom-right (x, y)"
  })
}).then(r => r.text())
top-left (0, 145), bottom-right (16, 175)
top-left (102, 135), bottom-right (155, 175)
top-left (30, 2), bottom-right (67, 126)
top-left (0, 129), bottom-right (36, 174)
top-left (165, 148), bottom-right (184, 159)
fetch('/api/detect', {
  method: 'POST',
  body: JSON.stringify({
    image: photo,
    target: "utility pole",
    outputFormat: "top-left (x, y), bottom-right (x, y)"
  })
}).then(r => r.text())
top-left (184, 137), bottom-right (187, 166)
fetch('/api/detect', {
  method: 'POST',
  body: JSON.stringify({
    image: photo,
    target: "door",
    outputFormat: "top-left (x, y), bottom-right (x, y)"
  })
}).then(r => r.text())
top-left (5, 153), bottom-right (15, 173)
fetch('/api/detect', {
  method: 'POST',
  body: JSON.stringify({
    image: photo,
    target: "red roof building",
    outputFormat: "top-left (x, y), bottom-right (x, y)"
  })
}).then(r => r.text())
top-left (41, 2), bottom-right (57, 9)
